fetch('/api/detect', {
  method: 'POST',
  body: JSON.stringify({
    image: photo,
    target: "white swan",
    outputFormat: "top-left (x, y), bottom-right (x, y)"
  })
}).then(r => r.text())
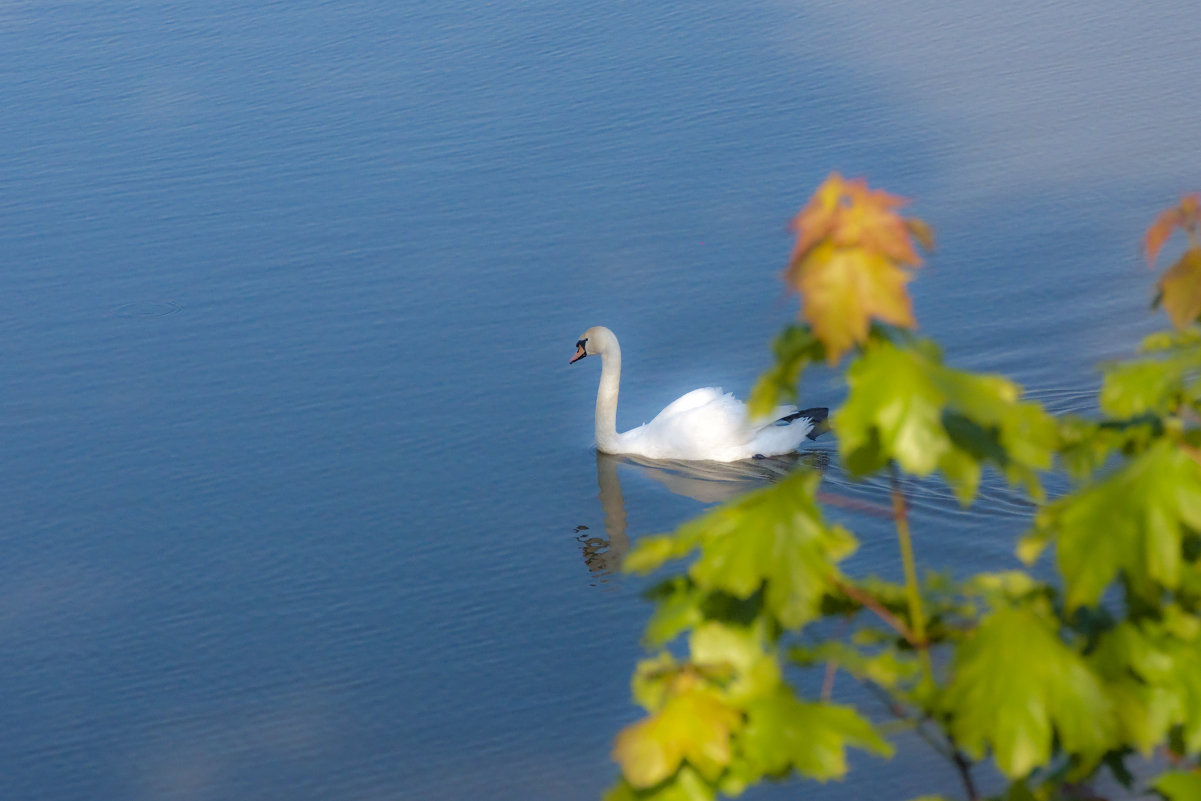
top-left (570, 326), bottom-right (827, 462)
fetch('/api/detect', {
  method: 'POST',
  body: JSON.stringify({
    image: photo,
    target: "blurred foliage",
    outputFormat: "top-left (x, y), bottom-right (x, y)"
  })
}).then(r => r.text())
top-left (602, 182), bottom-right (1201, 800)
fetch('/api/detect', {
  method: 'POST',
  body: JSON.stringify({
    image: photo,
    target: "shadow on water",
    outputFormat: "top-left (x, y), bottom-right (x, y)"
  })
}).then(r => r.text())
top-left (574, 450), bottom-right (833, 579)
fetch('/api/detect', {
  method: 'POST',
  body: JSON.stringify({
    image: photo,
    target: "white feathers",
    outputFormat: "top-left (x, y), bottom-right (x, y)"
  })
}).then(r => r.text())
top-left (571, 326), bottom-right (821, 462)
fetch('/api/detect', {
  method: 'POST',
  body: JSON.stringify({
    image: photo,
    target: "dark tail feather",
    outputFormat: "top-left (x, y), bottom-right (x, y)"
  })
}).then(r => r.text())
top-left (777, 406), bottom-right (830, 440)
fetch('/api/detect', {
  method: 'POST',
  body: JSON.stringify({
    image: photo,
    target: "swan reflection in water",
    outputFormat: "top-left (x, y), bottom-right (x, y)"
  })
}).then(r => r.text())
top-left (575, 450), bottom-right (831, 580)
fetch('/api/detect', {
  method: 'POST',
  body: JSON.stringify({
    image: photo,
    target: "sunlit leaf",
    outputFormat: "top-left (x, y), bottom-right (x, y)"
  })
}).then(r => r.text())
top-left (837, 341), bottom-right (949, 475)
top-left (1092, 614), bottom-right (1201, 755)
top-left (689, 621), bottom-right (781, 703)
top-left (785, 174), bottom-right (930, 363)
top-left (835, 341), bottom-right (1054, 499)
top-left (632, 652), bottom-right (683, 712)
top-left (681, 471), bottom-right (856, 628)
top-left (794, 243), bottom-right (916, 365)
top-left (1100, 359), bottom-right (1185, 417)
top-left (740, 689), bottom-right (892, 781)
top-left (613, 682), bottom-right (743, 788)
top-left (625, 534), bottom-right (681, 575)
top-left (1156, 248), bottom-right (1201, 330)
top-left (1158, 771), bottom-right (1201, 800)
top-left (644, 578), bottom-right (706, 646)
top-left (1145, 193), bottom-right (1200, 267)
top-left (1027, 439), bottom-right (1201, 609)
top-left (943, 606), bottom-right (1116, 778)
top-left (604, 766), bottom-right (716, 801)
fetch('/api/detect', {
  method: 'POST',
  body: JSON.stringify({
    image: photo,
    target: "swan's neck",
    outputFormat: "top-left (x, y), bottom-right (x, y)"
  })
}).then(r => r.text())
top-left (595, 347), bottom-right (622, 452)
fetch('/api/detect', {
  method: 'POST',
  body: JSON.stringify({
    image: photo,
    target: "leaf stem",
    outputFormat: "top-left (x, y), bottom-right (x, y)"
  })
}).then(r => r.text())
top-left (890, 465), bottom-right (933, 682)
top-left (834, 579), bottom-right (917, 644)
top-left (951, 746), bottom-right (980, 801)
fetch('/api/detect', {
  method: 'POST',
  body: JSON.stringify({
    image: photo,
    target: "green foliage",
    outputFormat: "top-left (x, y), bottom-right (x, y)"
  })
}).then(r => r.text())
top-left (1157, 771), bottom-right (1201, 800)
top-left (625, 471), bottom-right (856, 629)
top-left (836, 339), bottom-right (1056, 503)
top-left (1023, 440), bottom-right (1201, 610)
top-left (739, 690), bottom-right (893, 780)
top-left (942, 605), bottom-right (1116, 778)
top-left (603, 189), bottom-right (1201, 801)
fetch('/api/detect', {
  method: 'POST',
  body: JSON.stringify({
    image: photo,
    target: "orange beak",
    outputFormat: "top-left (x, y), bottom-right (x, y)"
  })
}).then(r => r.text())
top-left (569, 344), bottom-right (587, 364)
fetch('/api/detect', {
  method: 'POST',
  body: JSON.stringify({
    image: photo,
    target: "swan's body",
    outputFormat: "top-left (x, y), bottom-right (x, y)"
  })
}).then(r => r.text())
top-left (570, 326), bottom-right (826, 462)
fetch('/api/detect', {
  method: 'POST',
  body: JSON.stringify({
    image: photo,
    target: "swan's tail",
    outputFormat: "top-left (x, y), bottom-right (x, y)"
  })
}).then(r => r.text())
top-left (777, 407), bottom-right (829, 440)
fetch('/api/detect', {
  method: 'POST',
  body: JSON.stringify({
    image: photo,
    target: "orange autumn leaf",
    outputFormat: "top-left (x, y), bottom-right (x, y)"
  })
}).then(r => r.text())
top-left (905, 217), bottom-right (936, 252)
top-left (1144, 195), bottom-right (1201, 330)
top-left (1155, 248), bottom-right (1201, 330)
top-left (1145, 193), bottom-right (1200, 267)
top-left (786, 174), bottom-right (931, 364)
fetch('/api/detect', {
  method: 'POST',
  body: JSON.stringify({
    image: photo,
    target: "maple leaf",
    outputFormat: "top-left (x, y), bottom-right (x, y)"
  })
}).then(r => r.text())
top-left (1145, 193), bottom-right (1200, 267)
top-left (832, 180), bottom-right (921, 265)
top-left (790, 173), bottom-right (848, 261)
top-left (740, 689), bottom-right (892, 781)
top-left (795, 243), bottom-right (916, 364)
top-left (1155, 248), bottom-right (1201, 330)
top-left (1159, 773), bottom-right (1201, 801)
top-left (944, 606), bottom-right (1117, 778)
top-left (785, 174), bottom-right (931, 364)
top-left (1022, 439), bottom-right (1201, 611)
top-left (612, 682), bottom-right (743, 788)
top-left (682, 470), bottom-right (857, 628)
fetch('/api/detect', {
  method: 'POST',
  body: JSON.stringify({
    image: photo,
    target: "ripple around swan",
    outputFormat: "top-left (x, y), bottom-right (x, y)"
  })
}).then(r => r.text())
top-left (113, 300), bottom-right (182, 319)
top-left (1025, 385), bottom-right (1100, 416)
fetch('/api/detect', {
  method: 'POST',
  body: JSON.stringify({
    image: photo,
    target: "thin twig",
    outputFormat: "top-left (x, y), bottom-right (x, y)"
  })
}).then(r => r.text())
top-left (859, 680), bottom-right (955, 761)
top-left (833, 579), bottom-right (918, 645)
top-left (890, 465), bottom-right (934, 682)
top-left (820, 658), bottom-right (838, 701)
top-left (816, 490), bottom-right (895, 518)
top-left (951, 747), bottom-right (980, 801)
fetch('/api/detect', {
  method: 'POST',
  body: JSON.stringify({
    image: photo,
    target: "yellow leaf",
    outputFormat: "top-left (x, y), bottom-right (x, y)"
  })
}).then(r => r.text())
top-left (796, 243), bottom-right (916, 364)
top-left (612, 688), bottom-right (743, 788)
top-left (785, 174), bottom-right (931, 363)
top-left (1156, 248), bottom-right (1201, 330)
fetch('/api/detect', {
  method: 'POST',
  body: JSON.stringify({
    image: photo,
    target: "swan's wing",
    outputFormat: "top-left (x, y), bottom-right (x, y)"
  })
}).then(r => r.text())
top-left (652, 387), bottom-right (729, 420)
top-left (618, 388), bottom-right (820, 461)
top-left (623, 390), bottom-right (755, 459)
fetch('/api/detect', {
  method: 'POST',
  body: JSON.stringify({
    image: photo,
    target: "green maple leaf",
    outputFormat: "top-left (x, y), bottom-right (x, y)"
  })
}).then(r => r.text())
top-left (678, 471), bottom-right (857, 628)
top-left (740, 689), bottom-right (892, 781)
top-left (943, 606), bottom-right (1116, 778)
top-left (604, 766), bottom-right (715, 801)
top-left (688, 622), bottom-right (781, 704)
top-left (1023, 439), bottom-right (1201, 610)
top-left (1100, 359), bottom-right (1187, 417)
top-left (836, 341), bottom-right (1055, 502)
top-left (1158, 771), bottom-right (1201, 801)
top-left (1092, 613), bottom-right (1201, 755)
top-left (837, 341), bottom-right (950, 475)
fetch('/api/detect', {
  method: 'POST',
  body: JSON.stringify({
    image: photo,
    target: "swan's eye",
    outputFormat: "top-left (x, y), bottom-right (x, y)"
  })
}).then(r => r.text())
top-left (576, 339), bottom-right (587, 352)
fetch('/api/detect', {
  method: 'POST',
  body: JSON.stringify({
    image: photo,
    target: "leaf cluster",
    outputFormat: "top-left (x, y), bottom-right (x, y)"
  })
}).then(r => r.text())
top-left (604, 189), bottom-right (1201, 801)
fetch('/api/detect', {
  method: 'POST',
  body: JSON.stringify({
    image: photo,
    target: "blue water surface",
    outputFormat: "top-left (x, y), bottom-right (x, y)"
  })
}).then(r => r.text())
top-left (3, 2), bottom-right (1201, 799)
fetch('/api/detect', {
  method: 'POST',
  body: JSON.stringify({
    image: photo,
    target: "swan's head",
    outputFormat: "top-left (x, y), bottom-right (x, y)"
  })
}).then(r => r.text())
top-left (569, 325), bottom-right (617, 364)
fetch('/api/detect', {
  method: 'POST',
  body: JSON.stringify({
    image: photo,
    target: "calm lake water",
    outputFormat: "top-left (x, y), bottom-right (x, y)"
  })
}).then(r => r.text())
top-left (4, 2), bottom-right (1201, 799)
